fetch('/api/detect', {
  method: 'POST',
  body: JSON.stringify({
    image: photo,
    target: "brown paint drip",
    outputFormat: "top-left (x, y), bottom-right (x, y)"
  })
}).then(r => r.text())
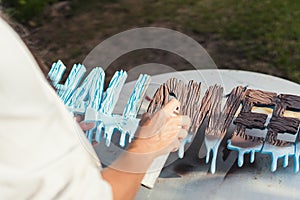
top-left (166, 78), bottom-right (204, 134)
top-left (269, 116), bottom-right (300, 134)
top-left (206, 86), bottom-right (245, 137)
top-left (189, 85), bottom-right (215, 133)
top-left (234, 112), bottom-right (268, 129)
top-left (266, 130), bottom-right (290, 147)
top-left (279, 94), bottom-right (300, 110)
top-left (147, 79), bottom-right (300, 147)
top-left (165, 78), bottom-right (202, 118)
top-left (165, 78), bottom-right (189, 108)
top-left (234, 125), bottom-right (263, 145)
top-left (220, 86), bottom-right (246, 134)
top-left (147, 78), bottom-right (205, 135)
top-left (204, 85), bottom-right (223, 136)
top-left (147, 85), bottom-right (168, 113)
top-left (244, 89), bottom-right (277, 106)
top-left (182, 81), bottom-right (203, 134)
top-left (232, 89), bottom-right (277, 145)
top-left (266, 94), bottom-right (300, 146)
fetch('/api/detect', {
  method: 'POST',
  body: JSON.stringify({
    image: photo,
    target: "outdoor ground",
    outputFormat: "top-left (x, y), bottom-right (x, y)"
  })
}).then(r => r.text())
top-left (4, 0), bottom-right (300, 84)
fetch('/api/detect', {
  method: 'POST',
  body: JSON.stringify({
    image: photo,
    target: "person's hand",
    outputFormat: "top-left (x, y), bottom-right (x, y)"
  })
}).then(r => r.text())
top-left (128, 99), bottom-right (191, 157)
top-left (74, 115), bottom-right (95, 131)
top-left (103, 99), bottom-right (190, 174)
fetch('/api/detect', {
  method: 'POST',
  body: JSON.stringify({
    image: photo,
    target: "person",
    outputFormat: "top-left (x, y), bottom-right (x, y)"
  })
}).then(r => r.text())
top-left (0, 16), bottom-right (190, 200)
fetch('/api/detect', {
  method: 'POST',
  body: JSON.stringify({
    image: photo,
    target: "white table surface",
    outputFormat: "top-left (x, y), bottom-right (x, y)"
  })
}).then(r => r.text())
top-left (99, 69), bottom-right (300, 200)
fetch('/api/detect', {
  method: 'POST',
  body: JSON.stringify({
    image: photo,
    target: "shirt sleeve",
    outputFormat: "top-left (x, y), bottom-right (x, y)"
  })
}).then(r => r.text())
top-left (0, 16), bottom-right (113, 200)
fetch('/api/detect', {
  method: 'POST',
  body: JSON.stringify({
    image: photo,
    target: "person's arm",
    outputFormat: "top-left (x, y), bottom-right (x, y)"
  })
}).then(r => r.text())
top-left (101, 99), bottom-right (190, 200)
top-left (101, 157), bottom-right (152, 200)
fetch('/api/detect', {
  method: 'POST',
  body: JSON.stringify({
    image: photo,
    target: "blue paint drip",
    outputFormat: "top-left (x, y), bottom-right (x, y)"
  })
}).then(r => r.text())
top-left (227, 140), bottom-right (262, 167)
top-left (86, 129), bottom-right (94, 142)
top-left (250, 150), bottom-right (255, 163)
top-left (294, 143), bottom-right (300, 173)
top-left (104, 126), bottom-right (115, 147)
top-left (120, 132), bottom-right (127, 147)
top-left (178, 134), bottom-right (193, 159)
top-left (51, 61), bottom-right (151, 149)
top-left (95, 123), bottom-right (104, 143)
top-left (261, 143), bottom-right (294, 172)
top-left (204, 136), bottom-right (222, 174)
top-left (67, 68), bottom-right (101, 114)
top-left (117, 74), bottom-right (149, 147)
top-left (48, 60), bottom-right (66, 86)
top-left (59, 64), bottom-right (87, 100)
top-left (117, 117), bottom-right (139, 147)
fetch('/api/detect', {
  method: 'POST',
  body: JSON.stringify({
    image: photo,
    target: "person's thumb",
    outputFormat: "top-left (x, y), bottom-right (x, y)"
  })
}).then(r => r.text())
top-left (162, 99), bottom-right (180, 116)
top-left (139, 112), bottom-right (152, 126)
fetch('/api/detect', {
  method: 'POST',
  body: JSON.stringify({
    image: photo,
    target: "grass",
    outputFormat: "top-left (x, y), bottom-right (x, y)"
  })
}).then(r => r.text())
top-left (146, 0), bottom-right (300, 82)
top-left (220, 1), bottom-right (300, 82)
top-left (1, 0), bottom-right (58, 23)
top-left (10, 0), bottom-right (300, 83)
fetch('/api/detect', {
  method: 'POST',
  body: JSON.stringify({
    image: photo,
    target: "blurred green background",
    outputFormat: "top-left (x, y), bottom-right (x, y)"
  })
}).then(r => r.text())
top-left (1, 0), bottom-right (300, 83)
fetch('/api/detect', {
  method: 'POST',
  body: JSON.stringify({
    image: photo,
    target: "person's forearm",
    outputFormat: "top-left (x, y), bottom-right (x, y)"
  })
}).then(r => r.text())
top-left (100, 99), bottom-right (190, 200)
top-left (101, 149), bottom-right (154, 200)
top-left (101, 167), bottom-right (145, 200)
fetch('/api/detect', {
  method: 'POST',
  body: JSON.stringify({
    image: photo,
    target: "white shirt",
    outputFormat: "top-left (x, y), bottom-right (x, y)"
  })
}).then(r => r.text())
top-left (0, 16), bottom-right (112, 199)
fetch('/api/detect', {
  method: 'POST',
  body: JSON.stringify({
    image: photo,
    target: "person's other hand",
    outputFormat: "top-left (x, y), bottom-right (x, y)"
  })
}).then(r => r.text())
top-left (129, 99), bottom-right (190, 157)
top-left (74, 115), bottom-right (95, 131)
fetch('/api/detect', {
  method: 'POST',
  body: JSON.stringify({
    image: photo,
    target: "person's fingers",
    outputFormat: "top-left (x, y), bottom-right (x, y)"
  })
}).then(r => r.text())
top-left (171, 147), bottom-right (179, 152)
top-left (181, 123), bottom-right (190, 131)
top-left (177, 129), bottom-right (188, 140)
top-left (161, 129), bottom-right (187, 149)
top-left (139, 112), bottom-right (152, 126)
top-left (162, 99), bottom-right (180, 116)
top-left (167, 115), bottom-right (191, 129)
top-left (170, 139), bottom-right (180, 152)
top-left (92, 140), bottom-right (99, 146)
top-left (79, 122), bottom-right (95, 131)
top-left (74, 115), bottom-right (83, 123)
top-left (178, 115), bottom-right (191, 128)
top-left (159, 127), bottom-right (188, 151)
